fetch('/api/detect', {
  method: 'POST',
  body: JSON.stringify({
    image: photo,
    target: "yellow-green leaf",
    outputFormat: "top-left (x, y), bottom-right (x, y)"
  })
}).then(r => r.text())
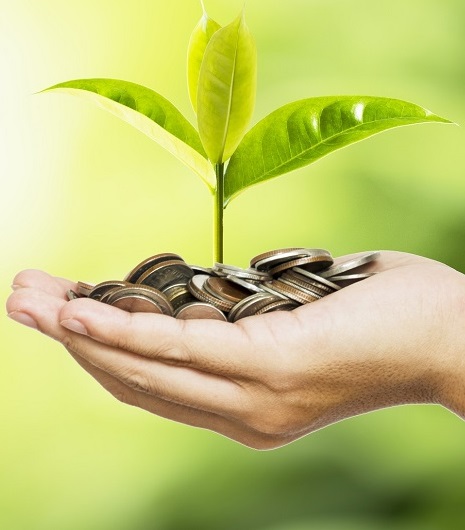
top-left (44, 78), bottom-right (215, 190)
top-left (187, 2), bottom-right (221, 114)
top-left (197, 11), bottom-right (257, 164)
top-left (224, 96), bottom-right (452, 205)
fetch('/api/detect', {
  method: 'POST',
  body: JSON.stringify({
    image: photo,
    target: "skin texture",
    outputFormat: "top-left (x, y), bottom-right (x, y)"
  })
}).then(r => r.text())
top-left (6, 251), bottom-right (465, 450)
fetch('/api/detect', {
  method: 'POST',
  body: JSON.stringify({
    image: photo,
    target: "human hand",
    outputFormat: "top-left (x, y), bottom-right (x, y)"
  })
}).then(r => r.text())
top-left (7, 252), bottom-right (465, 449)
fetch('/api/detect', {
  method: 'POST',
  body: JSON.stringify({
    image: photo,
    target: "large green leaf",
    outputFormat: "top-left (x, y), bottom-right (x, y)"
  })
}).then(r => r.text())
top-left (44, 78), bottom-right (215, 190)
top-left (187, 2), bottom-right (221, 114)
top-left (224, 96), bottom-right (452, 204)
top-left (197, 11), bottom-right (257, 164)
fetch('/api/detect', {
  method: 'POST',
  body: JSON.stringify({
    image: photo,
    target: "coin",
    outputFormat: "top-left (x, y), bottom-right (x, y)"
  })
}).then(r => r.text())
top-left (213, 263), bottom-right (271, 282)
top-left (228, 293), bottom-right (281, 322)
top-left (174, 302), bottom-right (227, 321)
top-left (137, 260), bottom-right (194, 291)
top-left (254, 299), bottom-right (299, 315)
top-left (225, 275), bottom-right (265, 294)
top-left (111, 294), bottom-right (167, 314)
top-left (269, 252), bottom-right (333, 276)
top-left (279, 272), bottom-right (329, 298)
top-left (88, 280), bottom-right (130, 301)
top-left (282, 270), bottom-right (335, 294)
top-left (329, 273), bottom-right (378, 281)
top-left (105, 285), bottom-right (173, 316)
top-left (124, 253), bottom-right (184, 283)
top-left (250, 247), bottom-right (312, 268)
top-left (318, 251), bottom-right (380, 278)
top-left (66, 289), bottom-right (80, 301)
top-left (187, 275), bottom-right (235, 312)
top-left (267, 280), bottom-right (319, 304)
top-left (77, 281), bottom-right (95, 297)
top-left (204, 277), bottom-right (251, 304)
top-left (163, 284), bottom-right (196, 311)
top-left (253, 249), bottom-right (320, 271)
top-left (292, 267), bottom-right (341, 291)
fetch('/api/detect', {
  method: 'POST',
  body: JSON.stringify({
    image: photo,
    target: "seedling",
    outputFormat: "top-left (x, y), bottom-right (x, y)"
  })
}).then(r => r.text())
top-left (45, 3), bottom-right (451, 262)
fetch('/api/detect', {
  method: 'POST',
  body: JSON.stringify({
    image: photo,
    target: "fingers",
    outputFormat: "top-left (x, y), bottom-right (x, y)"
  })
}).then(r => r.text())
top-left (68, 350), bottom-right (284, 450)
top-left (62, 329), bottom-right (245, 417)
top-left (11, 269), bottom-right (77, 298)
top-left (60, 298), bottom-right (253, 375)
top-left (7, 286), bottom-right (69, 341)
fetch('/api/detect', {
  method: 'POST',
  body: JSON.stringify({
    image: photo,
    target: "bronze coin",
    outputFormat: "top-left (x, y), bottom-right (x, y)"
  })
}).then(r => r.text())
top-left (105, 285), bottom-right (173, 316)
top-left (125, 253), bottom-right (185, 283)
top-left (250, 248), bottom-right (309, 268)
top-left (282, 270), bottom-right (334, 294)
top-left (175, 302), bottom-right (227, 321)
top-left (267, 280), bottom-right (319, 304)
top-left (255, 299), bottom-right (299, 315)
top-left (228, 293), bottom-right (280, 322)
top-left (137, 260), bottom-right (195, 291)
top-left (163, 284), bottom-right (196, 311)
top-left (204, 276), bottom-right (251, 304)
top-left (269, 253), bottom-right (333, 276)
top-left (187, 275), bottom-right (234, 312)
top-left (110, 294), bottom-right (166, 314)
top-left (77, 281), bottom-right (95, 297)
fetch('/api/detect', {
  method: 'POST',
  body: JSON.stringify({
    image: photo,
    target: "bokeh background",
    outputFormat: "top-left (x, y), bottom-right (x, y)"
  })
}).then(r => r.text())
top-left (2, 0), bottom-right (465, 528)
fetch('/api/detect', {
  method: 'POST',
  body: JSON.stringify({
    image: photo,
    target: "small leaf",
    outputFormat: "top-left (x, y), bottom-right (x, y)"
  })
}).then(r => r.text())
top-left (197, 10), bottom-right (257, 164)
top-left (224, 96), bottom-right (452, 205)
top-left (187, 2), bottom-right (221, 114)
top-left (44, 78), bottom-right (215, 190)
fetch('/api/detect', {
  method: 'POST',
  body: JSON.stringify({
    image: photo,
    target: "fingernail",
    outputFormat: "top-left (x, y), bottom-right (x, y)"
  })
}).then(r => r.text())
top-left (60, 318), bottom-right (88, 335)
top-left (8, 311), bottom-right (38, 330)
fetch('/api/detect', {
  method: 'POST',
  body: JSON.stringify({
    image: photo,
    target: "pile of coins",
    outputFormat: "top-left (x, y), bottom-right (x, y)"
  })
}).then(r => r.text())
top-left (70, 249), bottom-right (379, 322)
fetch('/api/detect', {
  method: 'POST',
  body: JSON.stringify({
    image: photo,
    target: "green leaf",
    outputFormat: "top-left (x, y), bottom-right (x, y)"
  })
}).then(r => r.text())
top-left (224, 96), bottom-right (452, 205)
top-left (187, 2), bottom-right (221, 114)
top-left (44, 78), bottom-right (215, 190)
top-left (197, 10), bottom-right (257, 164)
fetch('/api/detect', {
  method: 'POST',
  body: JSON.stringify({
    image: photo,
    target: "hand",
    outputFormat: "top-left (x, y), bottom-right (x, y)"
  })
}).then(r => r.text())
top-left (7, 252), bottom-right (465, 449)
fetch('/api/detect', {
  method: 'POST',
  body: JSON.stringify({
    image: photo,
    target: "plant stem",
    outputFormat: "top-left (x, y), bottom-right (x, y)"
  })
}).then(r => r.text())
top-left (214, 163), bottom-right (224, 263)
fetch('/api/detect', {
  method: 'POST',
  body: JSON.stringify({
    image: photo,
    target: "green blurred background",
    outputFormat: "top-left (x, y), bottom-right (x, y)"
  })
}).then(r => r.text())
top-left (2, 0), bottom-right (465, 528)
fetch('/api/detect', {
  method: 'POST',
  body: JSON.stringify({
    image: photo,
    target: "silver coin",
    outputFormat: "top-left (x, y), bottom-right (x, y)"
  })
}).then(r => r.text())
top-left (278, 275), bottom-right (327, 298)
top-left (282, 270), bottom-right (335, 294)
top-left (89, 280), bottom-right (130, 301)
top-left (213, 263), bottom-right (271, 282)
top-left (225, 275), bottom-right (265, 294)
top-left (292, 267), bottom-right (341, 291)
top-left (329, 272), bottom-right (378, 281)
top-left (318, 251), bottom-right (380, 278)
top-left (66, 289), bottom-right (80, 301)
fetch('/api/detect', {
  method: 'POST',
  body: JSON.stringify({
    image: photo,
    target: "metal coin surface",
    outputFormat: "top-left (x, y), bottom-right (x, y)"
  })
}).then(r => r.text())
top-left (282, 270), bottom-right (334, 294)
top-left (255, 299), bottom-right (299, 315)
top-left (279, 274), bottom-right (328, 298)
top-left (124, 253), bottom-right (184, 283)
top-left (138, 260), bottom-right (194, 291)
top-left (100, 286), bottom-right (126, 304)
top-left (187, 275), bottom-right (235, 312)
top-left (269, 253), bottom-right (333, 276)
top-left (267, 280), bottom-right (319, 304)
top-left (292, 267), bottom-right (341, 291)
top-left (174, 302), bottom-right (227, 321)
top-left (105, 285), bottom-right (173, 316)
top-left (111, 294), bottom-right (165, 314)
top-left (329, 273), bottom-right (378, 281)
top-left (253, 249), bottom-right (318, 271)
top-left (77, 281), bottom-right (95, 297)
top-left (204, 277), bottom-right (251, 304)
top-left (213, 263), bottom-right (271, 282)
top-left (230, 293), bottom-right (283, 322)
top-left (89, 280), bottom-right (130, 301)
top-left (225, 275), bottom-right (265, 294)
top-left (190, 265), bottom-right (216, 276)
top-left (318, 251), bottom-right (380, 278)
top-left (163, 284), bottom-right (196, 311)
top-left (250, 248), bottom-right (311, 268)
top-left (66, 289), bottom-right (80, 301)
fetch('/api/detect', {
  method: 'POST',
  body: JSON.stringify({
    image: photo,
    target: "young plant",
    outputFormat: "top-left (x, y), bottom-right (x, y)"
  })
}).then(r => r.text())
top-left (45, 3), bottom-right (451, 263)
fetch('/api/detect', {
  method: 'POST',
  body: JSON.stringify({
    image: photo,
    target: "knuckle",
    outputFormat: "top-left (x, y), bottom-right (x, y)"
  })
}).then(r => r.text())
top-left (117, 366), bottom-right (152, 394)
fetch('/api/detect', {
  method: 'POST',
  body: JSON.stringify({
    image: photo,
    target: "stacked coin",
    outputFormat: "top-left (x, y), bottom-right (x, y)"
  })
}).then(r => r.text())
top-left (69, 249), bottom-right (380, 322)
